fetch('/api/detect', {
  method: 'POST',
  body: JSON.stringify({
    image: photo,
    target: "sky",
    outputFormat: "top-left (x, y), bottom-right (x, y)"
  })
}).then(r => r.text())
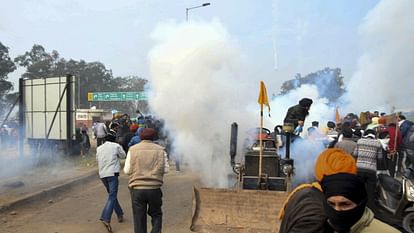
top-left (4, 0), bottom-right (414, 187)
top-left (1, 0), bottom-right (378, 93)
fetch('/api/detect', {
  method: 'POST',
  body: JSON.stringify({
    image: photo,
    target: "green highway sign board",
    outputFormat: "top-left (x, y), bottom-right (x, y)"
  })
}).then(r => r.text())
top-left (88, 92), bottom-right (147, 101)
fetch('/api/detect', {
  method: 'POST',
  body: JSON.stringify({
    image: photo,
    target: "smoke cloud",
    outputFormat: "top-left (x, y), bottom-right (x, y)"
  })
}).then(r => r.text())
top-left (345, 0), bottom-right (414, 113)
top-left (149, 0), bottom-right (408, 186)
top-left (148, 19), bottom-right (343, 187)
top-left (148, 19), bottom-right (261, 187)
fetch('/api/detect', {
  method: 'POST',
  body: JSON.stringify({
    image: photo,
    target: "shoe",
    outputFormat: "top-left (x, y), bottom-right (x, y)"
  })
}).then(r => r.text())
top-left (117, 215), bottom-right (124, 223)
top-left (101, 220), bottom-right (113, 233)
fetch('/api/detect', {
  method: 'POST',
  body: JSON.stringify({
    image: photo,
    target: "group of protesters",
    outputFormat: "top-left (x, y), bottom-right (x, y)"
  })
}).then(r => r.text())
top-left (94, 111), bottom-right (170, 233)
top-left (303, 111), bottom-right (414, 179)
top-left (279, 98), bottom-right (408, 233)
top-left (278, 148), bottom-right (400, 233)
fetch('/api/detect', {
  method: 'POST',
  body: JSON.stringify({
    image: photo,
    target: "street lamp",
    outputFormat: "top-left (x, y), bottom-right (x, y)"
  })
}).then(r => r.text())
top-left (186, 2), bottom-right (211, 22)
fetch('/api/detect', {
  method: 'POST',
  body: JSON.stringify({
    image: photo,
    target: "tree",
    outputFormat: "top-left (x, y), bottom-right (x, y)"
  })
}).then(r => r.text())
top-left (15, 44), bottom-right (149, 115)
top-left (0, 42), bottom-right (17, 117)
top-left (15, 45), bottom-right (116, 108)
top-left (279, 67), bottom-right (346, 104)
top-left (0, 42), bottom-right (16, 95)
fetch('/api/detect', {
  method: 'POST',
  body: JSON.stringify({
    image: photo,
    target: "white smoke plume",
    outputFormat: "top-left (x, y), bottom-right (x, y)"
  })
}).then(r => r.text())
top-left (147, 19), bottom-right (346, 187)
top-left (345, 0), bottom-right (414, 113)
top-left (148, 19), bottom-right (263, 187)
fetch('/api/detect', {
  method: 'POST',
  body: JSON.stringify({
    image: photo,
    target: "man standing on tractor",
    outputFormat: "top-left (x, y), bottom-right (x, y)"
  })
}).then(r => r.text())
top-left (284, 98), bottom-right (313, 136)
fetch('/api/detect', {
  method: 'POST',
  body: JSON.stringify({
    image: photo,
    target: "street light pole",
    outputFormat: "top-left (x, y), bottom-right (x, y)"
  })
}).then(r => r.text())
top-left (186, 2), bottom-right (211, 22)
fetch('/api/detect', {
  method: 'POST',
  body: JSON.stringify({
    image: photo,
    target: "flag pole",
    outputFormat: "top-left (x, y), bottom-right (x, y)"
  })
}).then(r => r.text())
top-left (259, 103), bottom-right (264, 183)
top-left (257, 81), bottom-right (270, 188)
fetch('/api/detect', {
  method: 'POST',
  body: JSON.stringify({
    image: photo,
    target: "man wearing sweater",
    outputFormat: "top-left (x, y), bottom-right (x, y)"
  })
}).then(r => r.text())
top-left (124, 128), bottom-right (168, 233)
top-left (353, 129), bottom-right (383, 214)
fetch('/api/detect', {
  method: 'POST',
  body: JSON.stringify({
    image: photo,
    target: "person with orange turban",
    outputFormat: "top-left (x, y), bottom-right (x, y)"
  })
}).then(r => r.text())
top-left (278, 148), bottom-right (357, 233)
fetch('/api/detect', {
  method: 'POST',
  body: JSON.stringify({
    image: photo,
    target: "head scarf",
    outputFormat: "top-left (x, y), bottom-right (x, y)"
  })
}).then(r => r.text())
top-left (321, 173), bottom-right (367, 205)
top-left (278, 148), bottom-right (357, 220)
top-left (314, 148), bottom-right (357, 182)
top-left (321, 173), bottom-right (367, 233)
top-left (104, 132), bottom-right (116, 142)
top-left (130, 124), bottom-right (139, 133)
top-left (140, 128), bottom-right (157, 141)
top-left (299, 98), bottom-right (313, 108)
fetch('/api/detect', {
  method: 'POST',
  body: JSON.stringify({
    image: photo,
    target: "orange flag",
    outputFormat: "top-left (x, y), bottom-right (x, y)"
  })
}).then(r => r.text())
top-left (335, 107), bottom-right (341, 124)
top-left (258, 81), bottom-right (271, 116)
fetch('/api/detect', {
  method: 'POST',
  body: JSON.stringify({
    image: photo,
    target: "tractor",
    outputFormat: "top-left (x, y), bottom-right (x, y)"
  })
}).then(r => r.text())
top-left (191, 122), bottom-right (295, 233)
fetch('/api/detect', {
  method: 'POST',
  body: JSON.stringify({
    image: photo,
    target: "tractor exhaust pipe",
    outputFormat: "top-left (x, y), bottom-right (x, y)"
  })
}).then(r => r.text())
top-left (230, 122), bottom-right (238, 167)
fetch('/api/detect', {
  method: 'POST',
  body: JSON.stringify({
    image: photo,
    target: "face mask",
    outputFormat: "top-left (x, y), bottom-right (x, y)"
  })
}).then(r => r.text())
top-left (323, 199), bottom-right (366, 233)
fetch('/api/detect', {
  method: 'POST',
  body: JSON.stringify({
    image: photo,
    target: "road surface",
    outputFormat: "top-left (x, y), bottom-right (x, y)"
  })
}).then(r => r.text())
top-left (0, 169), bottom-right (199, 233)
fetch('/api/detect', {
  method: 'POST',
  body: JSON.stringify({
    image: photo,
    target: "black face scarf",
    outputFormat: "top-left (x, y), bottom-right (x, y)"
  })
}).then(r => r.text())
top-left (321, 173), bottom-right (368, 233)
top-left (323, 197), bottom-right (367, 233)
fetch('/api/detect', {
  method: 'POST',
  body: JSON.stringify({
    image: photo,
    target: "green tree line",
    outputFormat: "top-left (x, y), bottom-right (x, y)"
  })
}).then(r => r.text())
top-left (0, 42), bottom-right (148, 118)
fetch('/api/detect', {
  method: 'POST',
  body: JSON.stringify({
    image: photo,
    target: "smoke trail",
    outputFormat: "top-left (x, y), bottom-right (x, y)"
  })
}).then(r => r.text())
top-left (148, 20), bottom-right (261, 187)
top-left (345, 0), bottom-right (414, 113)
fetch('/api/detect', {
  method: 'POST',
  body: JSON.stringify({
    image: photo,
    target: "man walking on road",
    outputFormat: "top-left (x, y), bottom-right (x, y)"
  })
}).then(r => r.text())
top-left (94, 120), bottom-right (108, 147)
top-left (124, 128), bottom-right (168, 233)
top-left (97, 133), bottom-right (127, 233)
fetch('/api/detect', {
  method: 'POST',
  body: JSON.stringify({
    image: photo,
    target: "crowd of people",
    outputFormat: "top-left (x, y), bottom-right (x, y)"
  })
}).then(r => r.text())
top-left (279, 97), bottom-right (414, 232)
top-left (283, 98), bottom-right (414, 179)
top-left (94, 110), bottom-right (171, 233)
top-left (92, 100), bottom-right (414, 233)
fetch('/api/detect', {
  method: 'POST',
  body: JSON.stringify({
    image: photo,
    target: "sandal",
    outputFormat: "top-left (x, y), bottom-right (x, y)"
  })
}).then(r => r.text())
top-left (101, 220), bottom-right (113, 233)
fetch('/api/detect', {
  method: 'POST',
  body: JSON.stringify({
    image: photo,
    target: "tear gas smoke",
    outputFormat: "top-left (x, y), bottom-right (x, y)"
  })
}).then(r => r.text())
top-left (345, 0), bottom-right (414, 113)
top-left (148, 20), bottom-right (261, 187)
top-left (290, 137), bottom-right (326, 186)
top-left (148, 17), bottom-right (338, 187)
top-left (0, 125), bottom-right (87, 195)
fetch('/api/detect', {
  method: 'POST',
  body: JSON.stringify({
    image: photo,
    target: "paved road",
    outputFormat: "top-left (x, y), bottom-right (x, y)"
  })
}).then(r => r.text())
top-left (0, 170), bottom-right (199, 233)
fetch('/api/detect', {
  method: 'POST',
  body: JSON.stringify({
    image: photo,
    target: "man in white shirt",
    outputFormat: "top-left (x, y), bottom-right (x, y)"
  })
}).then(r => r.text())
top-left (93, 120), bottom-right (108, 147)
top-left (96, 133), bottom-right (126, 232)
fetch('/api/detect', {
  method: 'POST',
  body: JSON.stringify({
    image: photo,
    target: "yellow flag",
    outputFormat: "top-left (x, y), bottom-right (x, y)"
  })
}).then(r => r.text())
top-left (258, 81), bottom-right (271, 114)
top-left (335, 107), bottom-right (341, 124)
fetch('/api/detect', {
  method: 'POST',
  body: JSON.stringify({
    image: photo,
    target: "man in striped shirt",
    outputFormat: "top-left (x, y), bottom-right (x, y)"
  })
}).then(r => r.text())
top-left (353, 129), bottom-right (383, 214)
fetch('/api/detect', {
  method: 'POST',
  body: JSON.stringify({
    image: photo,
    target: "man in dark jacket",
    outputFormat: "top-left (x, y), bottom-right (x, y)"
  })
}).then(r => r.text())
top-left (398, 115), bottom-right (414, 138)
top-left (278, 148), bottom-right (357, 233)
top-left (284, 98), bottom-right (313, 135)
top-left (399, 115), bottom-right (414, 171)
